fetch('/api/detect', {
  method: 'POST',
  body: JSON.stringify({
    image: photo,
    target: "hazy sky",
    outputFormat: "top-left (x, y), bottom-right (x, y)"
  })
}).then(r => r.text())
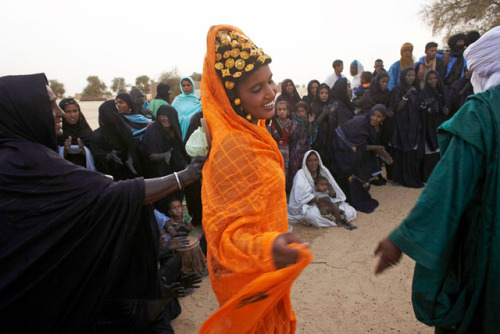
top-left (1, 0), bottom-right (444, 96)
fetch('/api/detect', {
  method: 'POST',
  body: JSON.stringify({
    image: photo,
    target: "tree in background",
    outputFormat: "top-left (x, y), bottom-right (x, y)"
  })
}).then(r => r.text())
top-left (134, 75), bottom-right (151, 94)
top-left (111, 77), bottom-right (128, 94)
top-left (190, 72), bottom-right (202, 82)
top-left (49, 79), bottom-right (65, 98)
top-left (82, 76), bottom-right (107, 99)
top-left (420, 0), bottom-right (500, 37)
top-left (158, 68), bottom-right (182, 97)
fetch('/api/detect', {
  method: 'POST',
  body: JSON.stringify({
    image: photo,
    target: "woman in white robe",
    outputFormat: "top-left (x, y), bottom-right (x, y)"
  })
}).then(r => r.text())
top-left (288, 150), bottom-right (356, 227)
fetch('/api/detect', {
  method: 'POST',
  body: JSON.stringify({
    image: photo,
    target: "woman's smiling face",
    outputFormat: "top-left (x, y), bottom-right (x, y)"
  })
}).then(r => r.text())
top-left (235, 64), bottom-right (277, 124)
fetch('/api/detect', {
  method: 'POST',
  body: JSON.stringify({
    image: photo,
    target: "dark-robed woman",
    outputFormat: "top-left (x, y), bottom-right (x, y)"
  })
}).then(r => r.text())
top-left (331, 77), bottom-right (355, 127)
top-left (57, 98), bottom-right (95, 169)
top-left (276, 78), bottom-right (301, 114)
top-left (361, 72), bottom-right (391, 114)
top-left (140, 104), bottom-right (188, 214)
top-left (331, 104), bottom-right (392, 213)
top-left (418, 70), bottom-right (450, 181)
top-left (149, 83), bottom-right (171, 116)
top-left (0, 73), bottom-right (205, 333)
top-left (89, 96), bottom-right (149, 180)
top-left (311, 83), bottom-right (336, 169)
top-left (310, 82), bottom-right (332, 119)
top-left (390, 67), bottom-right (424, 188)
top-left (361, 71), bottom-right (393, 183)
top-left (302, 79), bottom-right (320, 105)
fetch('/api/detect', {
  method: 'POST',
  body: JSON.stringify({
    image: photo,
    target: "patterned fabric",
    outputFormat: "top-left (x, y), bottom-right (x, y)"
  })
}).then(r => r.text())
top-left (199, 24), bottom-right (312, 334)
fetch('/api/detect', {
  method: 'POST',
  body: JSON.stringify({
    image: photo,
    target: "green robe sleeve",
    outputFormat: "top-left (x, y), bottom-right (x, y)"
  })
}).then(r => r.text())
top-left (389, 135), bottom-right (484, 272)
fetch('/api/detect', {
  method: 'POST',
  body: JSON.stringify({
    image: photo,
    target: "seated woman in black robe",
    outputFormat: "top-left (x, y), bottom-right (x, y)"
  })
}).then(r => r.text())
top-left (140, 105), bottom-right (188, 214)
top-left (418, 70), bottom-right (451, 181)
top-left (57, 98), bottom-right (95, 169)
top-left (331, 104), bottom-right (392, 213)
top-left (0, 73), bottom-right (205, 333)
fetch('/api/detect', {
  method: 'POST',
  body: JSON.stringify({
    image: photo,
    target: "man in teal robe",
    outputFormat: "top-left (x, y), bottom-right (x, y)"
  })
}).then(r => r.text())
top-left (374, 26), bottom-right (500, 334)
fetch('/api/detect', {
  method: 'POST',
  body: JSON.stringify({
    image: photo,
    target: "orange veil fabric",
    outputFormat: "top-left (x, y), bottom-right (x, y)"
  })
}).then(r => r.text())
top-left (199, 24), bottom-right (313, 333)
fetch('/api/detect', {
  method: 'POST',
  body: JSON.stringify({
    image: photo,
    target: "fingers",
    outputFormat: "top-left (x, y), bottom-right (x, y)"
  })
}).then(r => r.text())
top-left (373, 241), bottom-right (382, 257)
top-left (280, 232), bottom-right (305, 245)
top-left (374, 258), bottom-right (390, 275)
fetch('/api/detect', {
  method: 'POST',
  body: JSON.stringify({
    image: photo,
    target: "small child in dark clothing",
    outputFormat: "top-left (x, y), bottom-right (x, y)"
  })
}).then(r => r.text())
top-left (315, 176), bottom-right (356, 230)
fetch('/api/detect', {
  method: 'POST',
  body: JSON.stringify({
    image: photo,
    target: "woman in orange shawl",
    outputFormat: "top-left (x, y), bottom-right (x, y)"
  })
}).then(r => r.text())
top-left (200, 25), bottom-right (313, 333)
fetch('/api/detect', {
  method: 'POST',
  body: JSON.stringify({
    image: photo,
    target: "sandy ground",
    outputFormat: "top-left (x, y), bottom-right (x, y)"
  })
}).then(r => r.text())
top-left (79, 101), bottom-right (433, 334)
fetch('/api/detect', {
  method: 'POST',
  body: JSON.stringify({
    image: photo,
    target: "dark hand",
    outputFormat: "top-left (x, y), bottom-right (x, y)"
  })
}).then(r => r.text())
top-left (163, 149), bottom-right (172, 165)
top-left (64, 136), bottom-right (72, 154)
top-left (106, 150), bottom-right (123, 165)
top-left (180, 156), bottom-right (206, 186)
top-left (167, 236), bottom-right (189, 250)
top-left (179, 273), bottom-right (202, 290)
top-left (161, 280), bottom-right (188, 299)
top-left (375, 146), bottom-right (393, 165)
top-left (272, 232), bottom-right (308, 269)
top-left (125, 158), bottom-right (138, 175)
top-left (373, 237), bottom-right (402, 275)
top-left (404, 87), bottom-right (416, 98)
top-left (77, 137), bottom-right (85, 154)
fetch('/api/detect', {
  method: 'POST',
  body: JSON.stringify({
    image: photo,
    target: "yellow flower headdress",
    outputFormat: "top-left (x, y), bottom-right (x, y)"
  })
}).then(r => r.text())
top-left (214, 29), bottom-right (272, 91)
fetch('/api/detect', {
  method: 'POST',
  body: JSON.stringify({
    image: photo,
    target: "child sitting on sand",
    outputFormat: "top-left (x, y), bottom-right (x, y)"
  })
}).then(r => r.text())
top-left (165, 199), bottom-right (208, 276)
top-left (166, 199), bottom-right (197, 238)
top-left (314, 176), bottom-right (356, 230)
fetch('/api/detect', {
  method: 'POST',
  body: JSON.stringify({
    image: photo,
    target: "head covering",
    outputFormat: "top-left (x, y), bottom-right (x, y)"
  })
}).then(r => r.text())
top-left (310, 83), bottom-right (332, 117)
top-left (98, 100), bottom-right (133, 149)
top-left (156, 104), bottom-right (183, 141)
top-left (339, 105), bottom-right (384, 150)
top-left (306, 79), bottom-right (320, 97)
top-left (400, 42), bottom-right (414, 70)
top-left (277, 79), bottom-right (301, 112)
top-left (361, 72), bottom-right (391, 113)
top-left (57, 98), bottom-right (93, 146)
top-left (200, 24), bottom-right (311, 333)
top-left (466, 31), bottom-right (481, 46)
top-left (213, 27), bottom-right (272, 119)
top-left (464, 26), bottom-right (500, 93)
top-left (301, 150), bottom-right (346, 202)
top-left (171, 77), bottom-right (202, 140)
top-left (0, 73), bottom-right (57, 151)
top-left (372, 72), bottom-right (390, 92)
top-left (332, 77), bottom-right (354, 111)
top-left (116, 93), bottom-right (137, 114)
top-left (448, 33), bottom-right (467, 56)
top-left (370, 103), bottom-right (388, 117)
top-left (214, 29), bottom-right (271, 91)
top-left (155, 83), bottom-right (171, 103)
top-left (399, 66), bottom-right (417, 93)
top-left (129, 88), bottom-right (143, 101)
top-left (350, 60), bottom-right (364, 74)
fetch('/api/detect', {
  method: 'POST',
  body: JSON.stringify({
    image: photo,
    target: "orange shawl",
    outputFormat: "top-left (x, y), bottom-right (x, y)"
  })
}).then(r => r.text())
top-left (199, 24), bottom-right (313, 333)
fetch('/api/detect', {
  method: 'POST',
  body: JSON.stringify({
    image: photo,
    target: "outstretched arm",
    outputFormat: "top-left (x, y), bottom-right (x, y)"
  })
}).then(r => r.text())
top-left (143, 157), bottom-right (205, 205)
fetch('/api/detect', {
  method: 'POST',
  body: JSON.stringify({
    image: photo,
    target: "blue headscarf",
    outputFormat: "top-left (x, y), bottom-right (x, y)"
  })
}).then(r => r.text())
top-left (171, 77), bottom-right (202, 140)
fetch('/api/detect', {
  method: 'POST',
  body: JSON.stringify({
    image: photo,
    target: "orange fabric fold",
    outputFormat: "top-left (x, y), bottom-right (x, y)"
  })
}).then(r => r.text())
top-left (200, 24), bottom-right (313, 333)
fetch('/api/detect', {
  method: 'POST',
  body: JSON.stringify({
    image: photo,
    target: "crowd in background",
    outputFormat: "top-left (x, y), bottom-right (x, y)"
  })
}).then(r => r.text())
top-left (59, 31), bottom-right (479, 220)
